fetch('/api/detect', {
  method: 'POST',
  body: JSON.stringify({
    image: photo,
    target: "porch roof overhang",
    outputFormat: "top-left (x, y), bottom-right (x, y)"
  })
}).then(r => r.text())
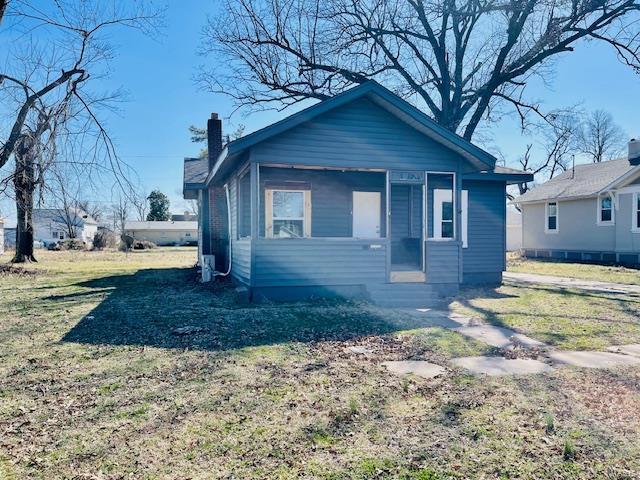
top-left (462, 166), bottom-right (533, 185)
top-left (206, 81), bottom-right (497, 186)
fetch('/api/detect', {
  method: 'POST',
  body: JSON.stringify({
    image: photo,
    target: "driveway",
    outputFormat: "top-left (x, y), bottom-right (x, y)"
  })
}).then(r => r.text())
top-left (504, 271), bottom-right (640, 295)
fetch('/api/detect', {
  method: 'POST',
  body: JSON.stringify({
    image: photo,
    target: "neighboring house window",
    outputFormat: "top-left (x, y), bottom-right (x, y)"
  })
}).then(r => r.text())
top-left (185, 233), bottom-right (191, 237)
top-left (633, 193), bottom-right (640, 233)
top-left (432, 189), bottom-right (469, 247)
top-left (545, 202), bottom-right (558, 233)
top-left (598, 194), bottom-right (614, 225)
top-left (265, 189), bottom-right (311, 238)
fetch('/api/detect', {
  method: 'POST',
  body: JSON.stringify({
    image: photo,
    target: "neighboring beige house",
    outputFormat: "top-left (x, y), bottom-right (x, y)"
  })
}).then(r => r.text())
top-left (514, 139), bottom-right (640, 265)
top-left (34, 208), bottom-right (98, 247)
top-left (506, 208), bottom-right (522, 251)
top-left (124, 221), bottom-right (197, 246)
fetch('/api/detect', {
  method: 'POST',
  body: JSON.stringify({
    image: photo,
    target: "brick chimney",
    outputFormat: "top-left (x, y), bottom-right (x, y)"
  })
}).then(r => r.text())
top-left (207, 113), bottom-right (223, 172)
top-left (204, 112), bottom-right (228, 271)
top-left (629, 138), bottom-right (640, 166)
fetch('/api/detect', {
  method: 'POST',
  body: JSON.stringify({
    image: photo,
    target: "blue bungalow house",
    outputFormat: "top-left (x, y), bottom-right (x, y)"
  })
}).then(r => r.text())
top-left (183, 82), bottom-right (531, 306)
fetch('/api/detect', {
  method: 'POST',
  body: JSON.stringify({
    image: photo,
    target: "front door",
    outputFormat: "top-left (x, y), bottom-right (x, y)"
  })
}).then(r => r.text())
top-left (352, 191), bottom-right (381, 238)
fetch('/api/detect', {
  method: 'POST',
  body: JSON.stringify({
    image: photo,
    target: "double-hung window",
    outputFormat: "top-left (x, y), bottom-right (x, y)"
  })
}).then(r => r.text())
top-left (545, 202), bottom-right (558, 233)
top-left (598, 194), bottom-right (614, 225)
top-left (432, 188), bottom-right (469, 247)
top-left (265, 189), bottom-right (311, 238)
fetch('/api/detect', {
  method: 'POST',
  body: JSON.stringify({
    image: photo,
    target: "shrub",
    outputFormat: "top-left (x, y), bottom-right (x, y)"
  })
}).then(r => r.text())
top-left (58, 239), bottom-right (87, 251)
top-left (92, 230), bottom-right (118, 250)
top-left (133, 240), bottom-right (157, 250)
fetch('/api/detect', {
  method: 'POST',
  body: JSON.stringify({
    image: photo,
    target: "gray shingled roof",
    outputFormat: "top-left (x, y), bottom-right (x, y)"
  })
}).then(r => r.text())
top-left (183, 157), bottom-right (208, 185)
top-left (515, 158), bottom-right (637, 204)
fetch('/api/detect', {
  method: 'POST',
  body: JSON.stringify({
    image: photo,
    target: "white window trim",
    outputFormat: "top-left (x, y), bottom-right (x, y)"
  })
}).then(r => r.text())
top-left (265, 188), bottom-right (311, 238)
top-left (632, 192), bottom-right (640, 233)
top-left (545, 201), bottom-right (559, 234)
top-left (432, 188), bottom-right (468, 247)
top-left (597, 193), bottom-right (615, 226)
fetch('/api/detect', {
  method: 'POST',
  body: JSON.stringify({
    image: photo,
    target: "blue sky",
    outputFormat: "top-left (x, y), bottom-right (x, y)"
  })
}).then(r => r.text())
top-left (1, 1), bottom-right (639, 225)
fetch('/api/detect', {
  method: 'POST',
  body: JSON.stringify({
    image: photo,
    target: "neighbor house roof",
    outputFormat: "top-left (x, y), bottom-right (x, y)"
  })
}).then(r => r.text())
top-left (206, 81), bottom-right (509, 184)
top-left (33, 208), bottom-right (98, 225)
top-left (124, 221), bottom-right (197, 231)
top-left (515, 158), bottom-right (639, 204)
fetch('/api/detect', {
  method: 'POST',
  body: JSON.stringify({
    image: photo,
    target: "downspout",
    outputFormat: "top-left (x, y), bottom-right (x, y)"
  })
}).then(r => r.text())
top-left (214, 183), bottom-right (232, 277)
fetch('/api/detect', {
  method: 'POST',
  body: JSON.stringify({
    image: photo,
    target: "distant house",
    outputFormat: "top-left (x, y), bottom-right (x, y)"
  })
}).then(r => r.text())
top-left (183, 81), bottom-right (532, 305)
top-left (506, 208), bottom-right (522, 252)
top-left (4, 227), bottom-right (16, 250)
top-left (123, 221), bottom-right (197, 246)
top-left (34, 209), bottom-right (98, 247)
top-left (0, 218), bottom-right (4, 255)
top-left (514, 140), bottom-right (640, 265)
top-left (171, 212), bottom-right (197, 222)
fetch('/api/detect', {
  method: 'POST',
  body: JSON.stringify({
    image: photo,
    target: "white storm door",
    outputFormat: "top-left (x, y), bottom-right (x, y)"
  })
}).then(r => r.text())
top-left (352, 191), bottom-right (381, 238)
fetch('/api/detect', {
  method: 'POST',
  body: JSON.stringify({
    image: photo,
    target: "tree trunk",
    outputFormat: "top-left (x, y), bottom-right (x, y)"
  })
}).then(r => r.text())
top-left (12, 141), bottom-right (37, 263)
top-left (13, 199), bottom-right (36, 263)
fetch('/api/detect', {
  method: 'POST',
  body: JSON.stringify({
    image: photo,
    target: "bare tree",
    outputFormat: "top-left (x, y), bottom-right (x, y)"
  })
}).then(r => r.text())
top-left (1, 1), bottom-right (162, 262)
top-left (111, 195), bottom-right (130, 235)
top-left (77, 200), bottom-right (103, 223)
top-left (201, 0), bottom-right (640, 139)
top-left (506, 112), bottom-right (579, 205)
top-left (579, 110), bottom-right (627, 163)
top-left (131, 190), bottom-right (149, 221)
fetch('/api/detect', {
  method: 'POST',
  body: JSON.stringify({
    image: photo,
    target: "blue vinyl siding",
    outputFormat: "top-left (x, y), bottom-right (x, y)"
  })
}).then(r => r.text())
top-left (251, 98), bottom-right (466, 172)
top-left (462, 180), bottom-right (506, 278)
top-left (258, 167), bottom-right (386, 237)
top-left (228, 178), bottom-right (238, 239)
top-left (238, 171), bottom-right (251, 237)
top-left (252, 239), bottom-right (387, 287)
top-left (231, 238), bottom-right (251, 285)
top-left (426, 241), bottom-right (460, 283)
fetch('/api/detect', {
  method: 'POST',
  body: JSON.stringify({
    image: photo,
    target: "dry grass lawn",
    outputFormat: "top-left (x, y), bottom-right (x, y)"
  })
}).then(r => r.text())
top-left (1, 248), bottom-right (640, 479)
top-left (508, 255), bottom-right (640, 286)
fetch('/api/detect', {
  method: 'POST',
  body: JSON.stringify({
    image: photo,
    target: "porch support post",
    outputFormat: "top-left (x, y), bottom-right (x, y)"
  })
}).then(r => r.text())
top-left (385, 170), bottom-right (391, 282)
top-left (250, 162), bottom-right (259, 238)
top-left (455, 171), bottom-right (463, 283)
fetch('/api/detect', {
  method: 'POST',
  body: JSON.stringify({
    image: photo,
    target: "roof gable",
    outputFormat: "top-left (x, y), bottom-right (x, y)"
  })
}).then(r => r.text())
top-left (251, 97), bottom-right (469, 171)
top-left (209, 82), bottom-right (496, 183)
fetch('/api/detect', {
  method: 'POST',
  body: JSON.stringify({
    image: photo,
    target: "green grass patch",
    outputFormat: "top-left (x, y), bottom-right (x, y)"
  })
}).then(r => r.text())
top-left (508, 257), bottom-right (640, 286)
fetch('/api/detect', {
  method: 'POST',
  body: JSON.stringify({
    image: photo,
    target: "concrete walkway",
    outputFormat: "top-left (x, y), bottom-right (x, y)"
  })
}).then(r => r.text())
top-left (504, 271), bottom-right (640, 295)
top-left (380, 308), bottom-right (640, 377)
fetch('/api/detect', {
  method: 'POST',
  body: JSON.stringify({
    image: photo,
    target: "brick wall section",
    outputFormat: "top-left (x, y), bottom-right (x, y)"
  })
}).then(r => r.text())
top-left (205, 113), bottom-right (227, 271)
top-left (208, 186), bottom-right (229, 271)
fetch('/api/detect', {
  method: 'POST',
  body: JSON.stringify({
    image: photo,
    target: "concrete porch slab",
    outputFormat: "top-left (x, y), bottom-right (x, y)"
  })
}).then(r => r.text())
top-left (606, 344), bottom-right (640, 357)
top-left (382, 360), bottom-right (446, 379)
top-left (390, 270), bottom-right (426, 283)
top-left (547, 350), bottom-right (640, 369)
top-left (451, 356), bottom-right (554, 376)
top-left (453, 324), bottom-right (547, 349)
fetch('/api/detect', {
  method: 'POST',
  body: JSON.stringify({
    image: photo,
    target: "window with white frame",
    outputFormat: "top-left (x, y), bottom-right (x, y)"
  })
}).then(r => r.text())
top-left (598, 194), bottom-right (614, 225)
top-left (265, 189), bottom-right (311, 238)
top-left (432, 189), bottom-right (469, 247)
top-left (545, 202), bottom-right (558, 233)
top-left (633, 193), bottom-right (640, 232)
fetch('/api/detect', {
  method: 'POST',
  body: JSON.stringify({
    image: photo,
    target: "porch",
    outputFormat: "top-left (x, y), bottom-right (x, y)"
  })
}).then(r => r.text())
top-left (227, 163), bottom-right (464, 302)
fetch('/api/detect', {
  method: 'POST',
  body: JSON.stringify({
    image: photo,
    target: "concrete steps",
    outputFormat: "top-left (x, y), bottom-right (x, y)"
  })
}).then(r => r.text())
top-left (366, 283), bottom-right (456, 308)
